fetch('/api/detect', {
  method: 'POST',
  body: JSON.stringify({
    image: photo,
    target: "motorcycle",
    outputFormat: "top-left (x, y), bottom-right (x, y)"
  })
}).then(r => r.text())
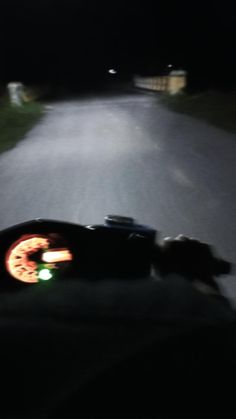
top-left (0, 214), bottom-right (231, 292)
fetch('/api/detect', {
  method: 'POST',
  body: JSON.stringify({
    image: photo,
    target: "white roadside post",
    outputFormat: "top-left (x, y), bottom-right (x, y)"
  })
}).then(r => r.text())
top-left (7, 82), bottom-right (25, 106)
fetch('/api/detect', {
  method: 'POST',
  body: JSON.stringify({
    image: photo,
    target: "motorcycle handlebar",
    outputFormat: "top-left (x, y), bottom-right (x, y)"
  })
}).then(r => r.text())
top-left (0, 217), bottom-right (233, 288)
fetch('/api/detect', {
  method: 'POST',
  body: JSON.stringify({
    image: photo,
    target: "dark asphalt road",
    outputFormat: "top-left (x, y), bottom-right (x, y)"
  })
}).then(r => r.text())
top-left (0, 90), bottom-right (235, 299)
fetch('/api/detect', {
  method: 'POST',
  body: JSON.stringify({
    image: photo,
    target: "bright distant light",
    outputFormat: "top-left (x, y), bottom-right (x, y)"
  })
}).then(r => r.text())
top-left (108, 69), bottom-right (117, 74)
top-left (168, 64), bottom-right (173, 68)
top-left (38, 269), bottom-right (53, 281)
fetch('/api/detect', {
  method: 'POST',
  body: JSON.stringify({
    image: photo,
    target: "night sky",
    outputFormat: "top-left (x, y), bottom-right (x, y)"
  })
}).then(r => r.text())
top-left (1, 1), bottom-right (236, 88)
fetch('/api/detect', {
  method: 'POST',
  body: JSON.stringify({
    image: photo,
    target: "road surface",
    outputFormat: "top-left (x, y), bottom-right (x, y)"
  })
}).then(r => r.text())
top-left (0, 90), bottom-right (236, 299)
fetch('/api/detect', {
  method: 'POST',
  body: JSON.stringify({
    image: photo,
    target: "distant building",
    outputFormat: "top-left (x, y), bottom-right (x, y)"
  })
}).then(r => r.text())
top-left (134, 70), bottom-right (187, 94)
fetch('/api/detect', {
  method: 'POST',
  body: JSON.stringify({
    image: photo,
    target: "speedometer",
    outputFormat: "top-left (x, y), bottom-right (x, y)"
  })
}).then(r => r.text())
top-left (5, 234), bottom-right (73, 283)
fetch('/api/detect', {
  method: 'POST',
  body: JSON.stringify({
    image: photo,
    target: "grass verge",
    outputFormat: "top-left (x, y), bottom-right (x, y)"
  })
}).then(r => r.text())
top-left (0, 98), bottom-right (43, 154)
top-left (159, 91), bottom-right (236, 134)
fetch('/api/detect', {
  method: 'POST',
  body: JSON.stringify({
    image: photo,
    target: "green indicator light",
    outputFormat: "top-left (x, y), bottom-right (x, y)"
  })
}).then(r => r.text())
top-left (38, 269), bottom-right (53, 281)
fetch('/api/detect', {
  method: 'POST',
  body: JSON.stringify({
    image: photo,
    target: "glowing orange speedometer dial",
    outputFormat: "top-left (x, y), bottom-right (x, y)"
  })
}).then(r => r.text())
top-left (6, 235), bottom-right (50, 283)
top-left (5, 233), bottom-right (74, 284)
